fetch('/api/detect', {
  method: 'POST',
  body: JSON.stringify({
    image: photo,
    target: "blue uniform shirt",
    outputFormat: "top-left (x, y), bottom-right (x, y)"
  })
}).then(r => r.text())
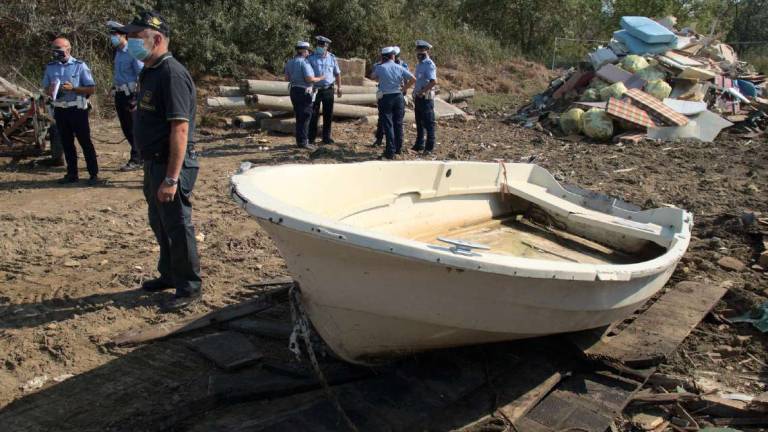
top-left (308, 52), bottom-right (340, 87)
top-left (41, 56), bottom-right (96, 102)
top-left (284, 56), bottom-right (315, 89)
top-left (373, 61), bottom-right (414, 94)
top-left (414, 57), bottom-right (437, 93)
top-left (113, 45), bottom-right (143, 86)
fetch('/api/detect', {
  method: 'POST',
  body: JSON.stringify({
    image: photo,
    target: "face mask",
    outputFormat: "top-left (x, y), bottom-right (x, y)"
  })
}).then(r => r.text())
top-left (110, 35), bottom-right (121, 47)
top-left (315, 47), bottom-right (325, 55)
top-left (127, 37), bottom-right (150, 61)
top-left (52, 49), bottom-right (67, 62)
top-left (417, 53), bottom-right (427, 61)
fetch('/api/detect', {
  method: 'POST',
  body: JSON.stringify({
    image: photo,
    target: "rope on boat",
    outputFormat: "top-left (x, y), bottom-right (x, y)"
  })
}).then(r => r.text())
top-left (289, 285), bottom-right (360, 432)
top-left (498, 160), bottom-right (511, 201)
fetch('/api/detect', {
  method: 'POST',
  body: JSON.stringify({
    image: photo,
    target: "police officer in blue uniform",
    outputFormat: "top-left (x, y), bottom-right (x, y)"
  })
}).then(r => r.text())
top-left (41, 37), bottom-right (99, 184)
top-left (107, 21), bottom-right (144, 171)
top-left (307, 35), bottom-right (342, 145)
top-left (372, 46), bottom-right (409, 147)
top-left (123, 11), bottom-right (202, 311)
top-left (371, 47), bottom-right (415, 160)
top-left (411, 40), bottom-right (438, 155)
top-left (285, 41), bottom-right (322, 149)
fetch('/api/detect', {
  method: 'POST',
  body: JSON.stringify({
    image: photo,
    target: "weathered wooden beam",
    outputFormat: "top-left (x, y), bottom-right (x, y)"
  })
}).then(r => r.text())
top-left (110, 281), bottom-right (292, 346)
top-left (252, 94), bottom-right (378, 118)
top-left (240, 79), bottom-right (377, 95)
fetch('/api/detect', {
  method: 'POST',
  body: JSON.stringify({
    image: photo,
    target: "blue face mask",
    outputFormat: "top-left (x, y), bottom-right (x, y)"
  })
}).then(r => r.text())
top-left (315, 47), bottom-right (325, 55)
top-left (110, 35), bottom-right (121, 47)
top-left (127, 38), bottom-right (150, 61)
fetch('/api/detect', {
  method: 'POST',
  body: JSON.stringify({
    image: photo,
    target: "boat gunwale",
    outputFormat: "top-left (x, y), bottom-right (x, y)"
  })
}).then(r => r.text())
top-left (231, 161), bottom-right (692, 283)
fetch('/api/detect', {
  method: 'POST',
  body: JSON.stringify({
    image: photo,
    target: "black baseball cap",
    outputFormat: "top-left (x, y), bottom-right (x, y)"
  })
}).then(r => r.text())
top-left (121, 10), bottom-right (170, 36)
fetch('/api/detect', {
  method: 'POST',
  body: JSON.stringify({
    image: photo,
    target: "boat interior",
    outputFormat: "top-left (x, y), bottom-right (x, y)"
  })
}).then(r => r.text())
top-left (236, 162), bottom-right (682, 264)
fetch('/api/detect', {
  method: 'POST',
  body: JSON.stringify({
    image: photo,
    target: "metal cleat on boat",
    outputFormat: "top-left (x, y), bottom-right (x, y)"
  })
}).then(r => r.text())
top-left (438, 237), bottom-right (491, 257)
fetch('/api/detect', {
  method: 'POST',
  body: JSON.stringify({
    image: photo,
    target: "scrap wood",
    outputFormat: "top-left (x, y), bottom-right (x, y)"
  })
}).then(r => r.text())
top-left (713, 417), bottom-right (768, 427)
top-left (500, 372), bottom-right (563, 425)
top-left (574, 282), bottom-right (727, 368)
top-left (613, 131), bottom-right (646, 144)
top-left (110, 280), bottom-right (292, 346)
top-left (630, 391), bottom-right (700, 404)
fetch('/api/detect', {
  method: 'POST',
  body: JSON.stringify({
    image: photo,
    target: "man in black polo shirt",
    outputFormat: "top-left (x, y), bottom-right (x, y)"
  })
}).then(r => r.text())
top-left (123, 11), bottom-right (202, 311)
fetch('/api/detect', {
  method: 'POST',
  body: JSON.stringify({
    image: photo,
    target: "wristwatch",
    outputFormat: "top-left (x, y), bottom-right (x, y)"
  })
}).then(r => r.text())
top-left (163, 176), bottom-right (178, 186)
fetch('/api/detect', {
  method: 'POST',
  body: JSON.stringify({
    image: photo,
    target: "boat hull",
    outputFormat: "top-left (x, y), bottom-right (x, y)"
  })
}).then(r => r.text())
top-left (260, 222), bottom-right (677, 364)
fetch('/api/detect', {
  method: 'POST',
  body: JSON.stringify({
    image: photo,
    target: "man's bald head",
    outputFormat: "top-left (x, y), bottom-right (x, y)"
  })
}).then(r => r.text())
top-left (52, 37), bottom-right (71, 51)
top-left (51, 37), bottom-right (72, 62)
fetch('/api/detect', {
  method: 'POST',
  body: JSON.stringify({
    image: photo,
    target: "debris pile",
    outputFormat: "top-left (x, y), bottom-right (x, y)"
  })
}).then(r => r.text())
top-left (0, 76), bottom-right (49, 157)
top-left (204, 58), bottom-right (474, 133)
top-left (511, 16), bottom-right (767, 143)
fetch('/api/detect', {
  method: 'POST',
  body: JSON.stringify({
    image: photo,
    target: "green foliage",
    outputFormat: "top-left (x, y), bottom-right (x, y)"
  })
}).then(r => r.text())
top-left (0, 0), bottom-right (765, 93)
top-left (155, 0), bottom-right (313, 76)
top-left (0, 0), bottom-right (135, 99)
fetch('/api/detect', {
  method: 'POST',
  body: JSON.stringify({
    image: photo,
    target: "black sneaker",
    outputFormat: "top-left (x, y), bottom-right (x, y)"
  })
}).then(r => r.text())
top-left (322, 138), bottom-right (335, 145)
top-left (87, 176), bottom-right (102, 186)
top-left (162, 291), bottom-right (202, 312)
top-left (411, 145), bottom-right (425, 152)
top-left (57, 175), bottom-right (78, 184)
top-left (141, 277), bottom-right (175, 292)
top-left (378, 154), bottom-right (394, 161)
top-left (371, 140), bottom-right (382, 147)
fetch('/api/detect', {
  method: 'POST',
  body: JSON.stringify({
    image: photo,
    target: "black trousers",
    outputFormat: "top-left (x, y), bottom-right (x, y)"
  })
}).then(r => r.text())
top-left (309, 86), bottom-right (334, 142)
top-left (414, 97), bottom-right (436, 151)
top-left (48, 123), bottom-right (63, 161)
top-left (377, 93), bottom-right (405, 158)
top-left (143, 160), bottom-right (202, 296)
top-left (115, 92), bottom-right (140, 163)
top-left (289, 87), bottom-right (313, 145)
top-left (54, 107), bottom-right (98, 179)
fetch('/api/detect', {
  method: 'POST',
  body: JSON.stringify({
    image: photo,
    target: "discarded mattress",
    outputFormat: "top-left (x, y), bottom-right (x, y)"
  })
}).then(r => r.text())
top-left (614, 30), bottom-right (676, 55)
top-left (231, 161), bottom-right (692, 364)
top-left (621, 16), bottom-right (677, 44)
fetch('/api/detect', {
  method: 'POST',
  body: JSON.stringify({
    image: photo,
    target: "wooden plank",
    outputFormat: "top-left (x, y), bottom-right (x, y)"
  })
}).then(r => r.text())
top-left (224, 317), bottom-right (292, 340)
top-left (110, 284), bottom-right (291, 346)
top-left (576, 281), bottom-right (727, 367)
top-left (184, 331), bottom-right (263, 371)
top-left (502, 372), bottom-right (562, 424)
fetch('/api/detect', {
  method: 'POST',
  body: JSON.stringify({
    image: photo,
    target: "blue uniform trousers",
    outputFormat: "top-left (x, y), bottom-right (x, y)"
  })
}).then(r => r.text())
top-left (413, 96), bottom-right (436, 151)
top-left (143, 159), bottom-right (202, 296)
top-left (289, 87), bottom-right (313, 145)
top-left (378, 93), bottom-right (405, 158)
top-left (54, 107), bottom-right (98, 179)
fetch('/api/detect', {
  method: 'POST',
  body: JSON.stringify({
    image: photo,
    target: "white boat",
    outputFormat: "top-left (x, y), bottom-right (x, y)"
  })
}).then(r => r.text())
top-left (231, 161), bottom-right (692, 364)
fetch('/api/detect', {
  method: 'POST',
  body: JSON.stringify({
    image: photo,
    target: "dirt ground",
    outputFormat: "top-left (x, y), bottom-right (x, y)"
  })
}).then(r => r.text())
top-left (0, 99), bottom-right (767, 429)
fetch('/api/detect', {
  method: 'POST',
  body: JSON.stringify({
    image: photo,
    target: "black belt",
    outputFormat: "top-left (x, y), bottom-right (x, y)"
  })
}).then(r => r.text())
top-left (316, 84), bottom-right (334, 91)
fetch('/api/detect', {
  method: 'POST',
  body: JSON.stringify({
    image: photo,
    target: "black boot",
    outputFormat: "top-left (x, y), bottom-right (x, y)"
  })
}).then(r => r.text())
top-left (141, 277), bottom-right (174, 292)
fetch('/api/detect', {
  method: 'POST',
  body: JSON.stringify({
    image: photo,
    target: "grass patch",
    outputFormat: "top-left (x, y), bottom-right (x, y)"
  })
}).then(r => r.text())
top-left (468, 92), bottom-right (521, 113)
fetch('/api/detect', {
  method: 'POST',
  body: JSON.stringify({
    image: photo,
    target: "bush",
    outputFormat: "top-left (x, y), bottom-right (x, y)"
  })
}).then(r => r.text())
top-left (155, 0), bottom-right (313, 76)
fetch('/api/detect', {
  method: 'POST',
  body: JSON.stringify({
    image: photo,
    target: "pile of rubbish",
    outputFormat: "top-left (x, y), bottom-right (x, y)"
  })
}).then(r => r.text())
top-left (205, 58), bottom-right (474, 133)
top-left (0, 76), bottom-right (49, 157)
top-left (511, 16), bottom-right (768, 143)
